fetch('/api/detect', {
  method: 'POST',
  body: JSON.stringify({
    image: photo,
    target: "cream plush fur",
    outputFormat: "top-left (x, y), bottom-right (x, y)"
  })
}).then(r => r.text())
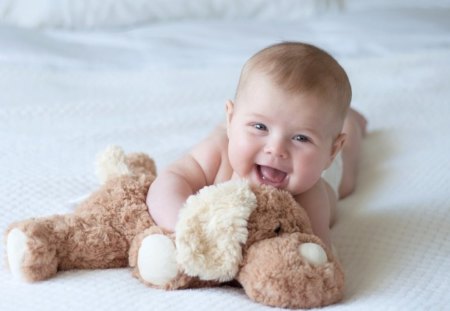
top-left (176, 180), bottom-right (257, 282)
top-left (4, 146), bottom-right (344, 309)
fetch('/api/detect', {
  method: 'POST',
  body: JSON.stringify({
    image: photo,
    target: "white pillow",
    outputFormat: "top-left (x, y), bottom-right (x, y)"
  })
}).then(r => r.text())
top-left (0, 0), bottom-right (340, 29)
top-left (345, 0), bottom-right (450, 11)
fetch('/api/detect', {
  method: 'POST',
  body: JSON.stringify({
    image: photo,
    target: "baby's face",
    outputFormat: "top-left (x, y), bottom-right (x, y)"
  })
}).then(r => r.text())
top-left (227, 74), bottom-right (342, 195)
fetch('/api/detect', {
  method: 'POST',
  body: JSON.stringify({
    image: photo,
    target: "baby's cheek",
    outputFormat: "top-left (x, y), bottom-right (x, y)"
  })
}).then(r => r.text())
top-left (306, 164), bottom-right (326, 187)
top-left (229, 141), bottom-right (255, 175)
top-left (294, 160), bottom-right (324, 192)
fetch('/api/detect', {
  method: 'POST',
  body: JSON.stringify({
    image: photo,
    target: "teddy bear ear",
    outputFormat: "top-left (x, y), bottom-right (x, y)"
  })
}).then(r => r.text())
top-left (175, 181), bottom-right (257, 282)
top-left (95, 145), bottom-right (132, 184)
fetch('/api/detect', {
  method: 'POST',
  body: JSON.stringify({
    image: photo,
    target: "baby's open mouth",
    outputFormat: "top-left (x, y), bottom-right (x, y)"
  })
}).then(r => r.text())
top-left (256, 165), bottom-right (287, 187)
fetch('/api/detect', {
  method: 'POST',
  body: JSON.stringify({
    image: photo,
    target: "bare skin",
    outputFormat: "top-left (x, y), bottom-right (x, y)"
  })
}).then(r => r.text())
top-left (147, 74), bottom-right (366, 249)
top-left (147, 41), bottom-right (369, 249)
top-left (147, 93), bottom-right (366, 251)
top-left (298, 108), bottom-right (366, 247)
top-left (339, 108), bottom-right (367, 198)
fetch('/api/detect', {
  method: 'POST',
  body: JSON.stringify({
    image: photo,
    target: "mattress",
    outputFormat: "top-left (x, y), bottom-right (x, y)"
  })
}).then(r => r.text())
top-left (1, 2), bottom-right (450, 310)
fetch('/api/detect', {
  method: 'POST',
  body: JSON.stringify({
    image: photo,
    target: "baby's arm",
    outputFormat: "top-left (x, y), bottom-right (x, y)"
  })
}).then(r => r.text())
top-left (295, 179), bottom-right (335, 249)
top-left (147, 132), bottom-right (224, 232)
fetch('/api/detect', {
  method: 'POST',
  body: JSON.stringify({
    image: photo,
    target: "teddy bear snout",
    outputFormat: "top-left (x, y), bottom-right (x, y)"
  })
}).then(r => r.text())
top-left (237, 233), bottom-right (343, 309)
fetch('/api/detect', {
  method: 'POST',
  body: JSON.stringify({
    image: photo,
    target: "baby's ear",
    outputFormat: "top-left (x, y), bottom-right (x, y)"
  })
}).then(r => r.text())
top-left (325, 133), bottom-right (346, 169)
top-left (333, 133), bottom-right (346, 154)
top-left (225, 100), bottom-right (234, 134)
top-left (175, 181), bottom-right (257, 282)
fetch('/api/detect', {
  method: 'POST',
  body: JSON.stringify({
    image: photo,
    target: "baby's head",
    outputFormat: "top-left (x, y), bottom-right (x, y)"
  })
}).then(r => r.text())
top-left (226, 42), bottom-right (352, 194)
top-left (235, 42), bottom-right (351, 135)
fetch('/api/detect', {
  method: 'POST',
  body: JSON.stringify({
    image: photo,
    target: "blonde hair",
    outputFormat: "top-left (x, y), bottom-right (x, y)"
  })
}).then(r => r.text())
top-left (235, 42), bottom-right (352, 123)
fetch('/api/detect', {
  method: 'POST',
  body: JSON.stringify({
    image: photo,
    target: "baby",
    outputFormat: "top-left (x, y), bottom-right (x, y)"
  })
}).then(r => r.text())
top-left (147, 42), bottom-right (366, 248)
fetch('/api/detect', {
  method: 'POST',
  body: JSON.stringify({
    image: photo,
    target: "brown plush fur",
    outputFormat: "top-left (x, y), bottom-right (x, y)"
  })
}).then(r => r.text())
top-left (5, 149), bottom-right (344, 309)
top-left (238, 185), bottom-right (344, 309)
top-left (5, 152), bottom-right (156, 281)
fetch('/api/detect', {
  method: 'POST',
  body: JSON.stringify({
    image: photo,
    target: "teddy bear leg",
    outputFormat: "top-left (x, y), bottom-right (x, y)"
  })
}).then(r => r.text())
top-left (129, 227), bottom-right (179, 288)
top-left (129, 227), bottom-right (208, 290)
top-left (5, 213), bottom-right (131, 282)
top-left (137, 234), bottom-right (178, 286)
top-left (5, 219), bottom-right (61, 282)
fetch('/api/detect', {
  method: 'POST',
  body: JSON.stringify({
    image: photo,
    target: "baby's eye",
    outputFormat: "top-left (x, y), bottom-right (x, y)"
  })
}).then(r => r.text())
top-left (253, 123), bottom-right (267, 131)
top-left (293, 134), bottom-right (310, 143)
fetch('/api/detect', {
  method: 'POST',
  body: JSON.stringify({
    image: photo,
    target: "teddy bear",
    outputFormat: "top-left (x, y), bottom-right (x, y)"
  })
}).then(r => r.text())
top-left (5, 146), bottom-right (344, 309)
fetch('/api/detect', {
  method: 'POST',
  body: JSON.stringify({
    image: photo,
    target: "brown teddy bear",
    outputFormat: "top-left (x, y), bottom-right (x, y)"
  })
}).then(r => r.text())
top-left (5, 146), bottom-right (344, 309)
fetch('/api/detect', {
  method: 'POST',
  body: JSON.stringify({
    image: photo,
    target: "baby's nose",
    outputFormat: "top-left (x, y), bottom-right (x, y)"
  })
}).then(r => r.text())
top-left (264, 138), bottom-right (288, 158)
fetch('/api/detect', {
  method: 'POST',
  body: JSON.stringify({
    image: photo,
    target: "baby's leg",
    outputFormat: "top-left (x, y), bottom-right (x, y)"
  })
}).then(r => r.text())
top-left (339, 108), bottom-right (367, 199)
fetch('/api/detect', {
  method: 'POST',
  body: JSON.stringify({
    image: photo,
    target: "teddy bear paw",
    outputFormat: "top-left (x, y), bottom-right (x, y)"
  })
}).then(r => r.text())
top-left (6, 228), bottom-right (29, 280)
top-left (299, 242), bottom-right (328, 266)
top-left (137, 234), bottom-right (178, 286)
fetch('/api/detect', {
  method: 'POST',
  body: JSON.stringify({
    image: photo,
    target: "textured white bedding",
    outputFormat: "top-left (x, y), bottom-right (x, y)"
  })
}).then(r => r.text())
top-left (1, 5), bottom-right (450, 311)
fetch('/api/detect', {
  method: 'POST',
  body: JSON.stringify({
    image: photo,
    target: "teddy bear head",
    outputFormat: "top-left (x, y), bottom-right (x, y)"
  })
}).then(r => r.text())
top-left (243, 184), bottom-right (313, 252)
top-left (175, 181), bottom-right (344, 308)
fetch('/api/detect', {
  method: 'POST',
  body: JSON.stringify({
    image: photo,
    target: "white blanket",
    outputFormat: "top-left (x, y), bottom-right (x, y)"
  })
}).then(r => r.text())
top-left (1, 5), bottom-right (450, 311)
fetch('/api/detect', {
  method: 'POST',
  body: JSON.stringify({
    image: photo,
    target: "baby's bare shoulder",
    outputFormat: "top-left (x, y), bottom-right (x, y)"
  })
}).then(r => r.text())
top-left (186, 125), bottom-right (230, 184)
top-left (201, 124), bottom-right (228, 151)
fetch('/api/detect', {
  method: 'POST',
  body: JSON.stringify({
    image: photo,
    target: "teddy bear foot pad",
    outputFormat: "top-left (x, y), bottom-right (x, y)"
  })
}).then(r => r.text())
top-left (6, 228), bottom-right (28, 281)
top-left (137, 234), bottom-right (179, 286)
